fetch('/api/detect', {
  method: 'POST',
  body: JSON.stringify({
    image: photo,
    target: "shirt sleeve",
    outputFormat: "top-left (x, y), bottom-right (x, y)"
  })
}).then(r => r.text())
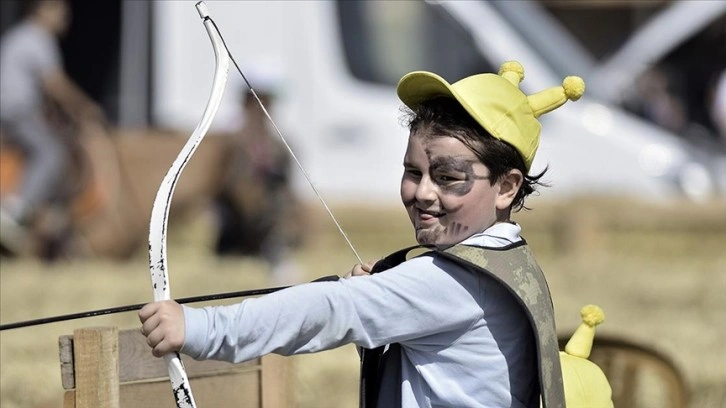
top-left (181, 255), bottom-right (485, 363)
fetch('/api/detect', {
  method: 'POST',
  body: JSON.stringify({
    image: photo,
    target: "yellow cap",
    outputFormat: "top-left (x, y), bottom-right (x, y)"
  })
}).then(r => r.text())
top-left (397, 61), bottom-right (585, 170)
top-left (561, 305), bottom-right (614, 408)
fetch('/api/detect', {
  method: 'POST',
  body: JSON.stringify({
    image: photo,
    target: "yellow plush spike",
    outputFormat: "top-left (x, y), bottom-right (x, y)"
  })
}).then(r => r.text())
top-left (561, 304), bottom-right (613, 408)
top-left (563, 76), bottom-right (586, 101)
top-left (528, 76), bottom-right (586, 118)
top-left (498, 60), bottom-right (525, 86)
top-left (565, 304), bottom-right (604, 358)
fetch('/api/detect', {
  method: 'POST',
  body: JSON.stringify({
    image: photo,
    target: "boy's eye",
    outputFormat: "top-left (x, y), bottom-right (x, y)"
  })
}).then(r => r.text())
top-left (434, 173), bottom-right (464, 184)
top-left (404, 168), bottom-right (422, 178)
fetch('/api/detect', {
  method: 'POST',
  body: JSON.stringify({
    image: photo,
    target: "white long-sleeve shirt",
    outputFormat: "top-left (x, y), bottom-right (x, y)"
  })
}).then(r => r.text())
top-left (182, 222), bottom-right (538, 407)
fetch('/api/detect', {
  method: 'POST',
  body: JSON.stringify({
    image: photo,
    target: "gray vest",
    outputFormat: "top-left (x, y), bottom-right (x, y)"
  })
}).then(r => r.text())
top-left (360, 242), bottom-right (565, 408)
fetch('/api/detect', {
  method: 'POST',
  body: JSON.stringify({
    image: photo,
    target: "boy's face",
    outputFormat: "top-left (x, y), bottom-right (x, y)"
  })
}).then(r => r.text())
top-left (400, 129), bottom-right (515, 248)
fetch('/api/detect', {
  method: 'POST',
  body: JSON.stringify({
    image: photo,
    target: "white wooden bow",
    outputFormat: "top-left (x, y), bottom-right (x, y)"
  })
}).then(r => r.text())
top-left (147, 2), bottom-right (229, 407)
top-left (148, 1), bottom-right (366, 405)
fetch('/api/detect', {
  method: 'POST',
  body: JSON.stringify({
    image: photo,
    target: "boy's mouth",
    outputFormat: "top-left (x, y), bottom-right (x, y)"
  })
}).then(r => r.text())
top-left (416, 208), bottom-right (445, 221)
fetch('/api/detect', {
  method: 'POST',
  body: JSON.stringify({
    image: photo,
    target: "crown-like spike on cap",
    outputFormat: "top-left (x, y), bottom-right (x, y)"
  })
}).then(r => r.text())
top-left (564, 304), bottom-right (604, 359)
top-left (498, 61), bottom-right (525, 86)
top-left (563, 76), bottom-right (586, 101)
top-left (527, 75), bottom-right (585, 118)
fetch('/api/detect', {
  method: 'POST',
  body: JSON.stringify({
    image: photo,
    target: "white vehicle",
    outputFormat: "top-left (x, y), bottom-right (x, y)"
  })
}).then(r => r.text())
top-left (150, 0), bottom-right (725, 204)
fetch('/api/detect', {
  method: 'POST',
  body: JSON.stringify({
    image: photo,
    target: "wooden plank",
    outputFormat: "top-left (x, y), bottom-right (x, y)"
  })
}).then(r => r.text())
top-left (61, 328), bottom-right (264, 389)
top-left (261, 354), bottom-right (289, 407)
top-left (73, 327), bottom-right (120, 408)
top-left (119, 372), bottom-right (261, 407)
top-left (63, 391), bottom-right (75, 408)
top-left (60, 326), bottom-right (290, 407)
top-left (117, 329), bottom-right (262, 383)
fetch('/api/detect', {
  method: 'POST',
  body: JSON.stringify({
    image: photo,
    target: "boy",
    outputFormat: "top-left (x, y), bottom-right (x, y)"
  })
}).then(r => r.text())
top-left (140, 61), bottom-right (584, 407)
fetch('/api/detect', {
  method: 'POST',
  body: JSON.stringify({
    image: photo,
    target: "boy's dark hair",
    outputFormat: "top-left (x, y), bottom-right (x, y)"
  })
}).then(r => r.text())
top-left (402, 97), bottom-right (547, 211)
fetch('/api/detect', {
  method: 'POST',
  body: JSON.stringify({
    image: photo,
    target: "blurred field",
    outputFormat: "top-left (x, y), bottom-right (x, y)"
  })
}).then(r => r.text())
top-left (1, 197), bottom-right (725, 408)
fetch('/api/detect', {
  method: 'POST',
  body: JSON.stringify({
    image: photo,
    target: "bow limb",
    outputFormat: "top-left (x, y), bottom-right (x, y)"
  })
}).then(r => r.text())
top-left (148, 2), bottom-right (230, 407)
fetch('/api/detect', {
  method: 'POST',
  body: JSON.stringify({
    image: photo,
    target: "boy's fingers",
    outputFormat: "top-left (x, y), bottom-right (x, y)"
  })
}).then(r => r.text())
top-left (152, 340), bottom-right (169, 358)
top-left (140, 313), bottom-right (160, 340)
top-left (138, 302), bottom-right (160, 322)
top-left (361, 261), bottom-right (376, 273)
top-left (152, 337), bottom-right (181, 358)
top-left (345, 264), bottom-right (370, 278)
top-left (146, 327), bottom-right (165, 349)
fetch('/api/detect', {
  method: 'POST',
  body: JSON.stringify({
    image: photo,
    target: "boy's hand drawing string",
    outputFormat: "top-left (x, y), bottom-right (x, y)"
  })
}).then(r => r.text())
top-left (147, 2), bottom-right (360, 407)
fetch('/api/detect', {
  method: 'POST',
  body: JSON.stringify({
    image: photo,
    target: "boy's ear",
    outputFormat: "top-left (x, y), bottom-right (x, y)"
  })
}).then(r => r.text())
top-left (496, 169), bottom-right (524, 210)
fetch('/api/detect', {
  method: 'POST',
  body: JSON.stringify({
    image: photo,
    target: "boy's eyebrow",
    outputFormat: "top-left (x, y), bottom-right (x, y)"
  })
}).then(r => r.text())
top-left (429, 156), bottom-right (490, 180)
top-left (429, 156), bottom-right (479, 171)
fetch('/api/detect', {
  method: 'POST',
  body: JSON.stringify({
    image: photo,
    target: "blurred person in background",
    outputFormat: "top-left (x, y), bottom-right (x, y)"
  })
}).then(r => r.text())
top-left (214, 73), bottom-right (304, 284)
top-left (0, 0), bottom-right (104, 253)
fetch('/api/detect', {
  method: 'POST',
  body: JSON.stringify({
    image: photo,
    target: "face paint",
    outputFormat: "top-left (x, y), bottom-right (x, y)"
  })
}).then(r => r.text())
top-left (428, 156), bottom-right (490, 196)
top-left (400, 130), bottom-right (502, 248)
